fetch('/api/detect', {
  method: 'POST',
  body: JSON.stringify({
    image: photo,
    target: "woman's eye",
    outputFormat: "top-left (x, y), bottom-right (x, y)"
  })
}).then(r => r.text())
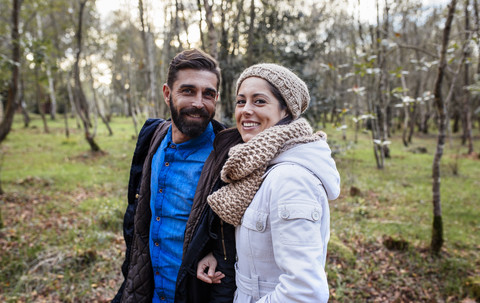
top-left (236, 99), bottom-right (246, 105)
top-left (254, 99), bottom-right (266, 104)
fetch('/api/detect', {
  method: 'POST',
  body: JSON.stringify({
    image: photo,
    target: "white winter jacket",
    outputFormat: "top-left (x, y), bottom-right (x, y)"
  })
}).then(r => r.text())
top-left (233, 140), bottom-right (340, 303)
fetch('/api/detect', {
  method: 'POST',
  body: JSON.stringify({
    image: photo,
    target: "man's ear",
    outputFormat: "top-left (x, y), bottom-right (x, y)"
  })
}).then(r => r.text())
top-left (163, 84), bottom-right (171, 106)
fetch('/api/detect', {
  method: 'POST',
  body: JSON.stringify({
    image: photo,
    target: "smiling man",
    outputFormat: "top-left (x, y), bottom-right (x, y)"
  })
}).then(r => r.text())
top-left (112, 49), bottom-right (236, 303)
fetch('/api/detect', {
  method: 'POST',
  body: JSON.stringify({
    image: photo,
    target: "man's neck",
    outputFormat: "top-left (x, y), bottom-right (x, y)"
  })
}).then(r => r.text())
top-left (171, 126), bottom-right (191, 144)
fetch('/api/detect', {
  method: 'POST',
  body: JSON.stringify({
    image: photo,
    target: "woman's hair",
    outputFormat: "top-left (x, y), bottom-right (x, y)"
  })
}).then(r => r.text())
top-left (265, 79), bottom-right (293, 120)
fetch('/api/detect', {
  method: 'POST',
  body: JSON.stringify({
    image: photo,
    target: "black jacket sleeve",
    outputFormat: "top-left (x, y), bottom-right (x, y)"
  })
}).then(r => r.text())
top-left (209, 211), bottom-right (236, 303)
top-left (111, 119), bottom-right (163, 303)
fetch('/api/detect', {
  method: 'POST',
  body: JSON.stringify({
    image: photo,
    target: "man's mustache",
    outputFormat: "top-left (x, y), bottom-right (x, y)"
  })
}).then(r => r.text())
top-left (180, 107), bottom-right (210, 118)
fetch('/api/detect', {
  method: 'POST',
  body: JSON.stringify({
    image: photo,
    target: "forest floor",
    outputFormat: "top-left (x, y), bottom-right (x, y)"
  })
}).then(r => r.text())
top-left (0, 115), bottom-right (479, 303)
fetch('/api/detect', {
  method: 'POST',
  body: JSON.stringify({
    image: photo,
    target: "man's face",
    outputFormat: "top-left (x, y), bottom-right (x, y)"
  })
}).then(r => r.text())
top-left (163, 69), bottom-right (218, 143)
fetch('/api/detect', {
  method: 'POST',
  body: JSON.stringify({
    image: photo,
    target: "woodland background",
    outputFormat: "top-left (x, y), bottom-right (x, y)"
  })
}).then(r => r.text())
top-left (0, 0), bottom-right (479, 302)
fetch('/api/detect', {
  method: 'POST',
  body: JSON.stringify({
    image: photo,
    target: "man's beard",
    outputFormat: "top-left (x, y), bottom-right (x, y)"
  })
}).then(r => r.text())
top-left (169, 98), bottom-right (215, 139)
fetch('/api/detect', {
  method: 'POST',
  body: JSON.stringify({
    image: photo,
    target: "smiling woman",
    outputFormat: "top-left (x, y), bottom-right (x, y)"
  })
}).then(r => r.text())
top-left (235, 77), bottom-right (288, 143)
top-left (197, 63), bottom-right (341, 303)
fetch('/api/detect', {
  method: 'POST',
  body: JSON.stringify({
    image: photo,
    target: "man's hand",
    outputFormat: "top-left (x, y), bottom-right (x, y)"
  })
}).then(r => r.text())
top-left (196, 252), bottom-right (225, 284)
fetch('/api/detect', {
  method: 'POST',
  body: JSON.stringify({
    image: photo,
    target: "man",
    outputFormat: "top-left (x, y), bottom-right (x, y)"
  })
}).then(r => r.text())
top-left (112, 49), bottom-right (236, 303)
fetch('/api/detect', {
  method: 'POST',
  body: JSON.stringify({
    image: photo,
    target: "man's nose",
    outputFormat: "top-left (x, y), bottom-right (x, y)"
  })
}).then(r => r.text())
top-left (191, 93), bottom-right (204, 108)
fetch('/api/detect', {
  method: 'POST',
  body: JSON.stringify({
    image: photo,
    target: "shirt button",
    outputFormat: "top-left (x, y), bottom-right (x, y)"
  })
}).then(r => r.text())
top-left (165, 162), bottom-right (170, 166)
top-left (160, 297), bottom-right (166, 301)
top-left (170, 144), bottom-right (176, 148)
top-left (312, 210), bottom-right (320, 221)
top-left (158, 188), bottom-right (163, 193)
top-left (256, 222), bottom-right (264, 231)
top-left (135, 194), bottom-right (139, 199)
top-left (280, 209), bottom-right (289, 219)
top-left (156, 217), bottom-right (160, 221)
top-left (155, 271), bottom-right (160, 275)
top-left (155, 242), bottom-right (159, 246)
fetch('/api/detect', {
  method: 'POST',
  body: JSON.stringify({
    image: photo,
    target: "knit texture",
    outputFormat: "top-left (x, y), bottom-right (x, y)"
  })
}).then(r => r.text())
top-left (236, 63), bottom-right (310, 119)
top-left (207, 118), bottom-right (326, 226)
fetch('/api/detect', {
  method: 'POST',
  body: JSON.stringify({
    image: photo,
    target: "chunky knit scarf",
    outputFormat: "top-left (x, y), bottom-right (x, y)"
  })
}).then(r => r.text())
top-left (207, 118), bottom-right (326, 226)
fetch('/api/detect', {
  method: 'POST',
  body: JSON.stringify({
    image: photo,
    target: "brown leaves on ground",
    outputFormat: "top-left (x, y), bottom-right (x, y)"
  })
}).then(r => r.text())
top-left (0, 187), bottom-right (125, 303)
top-left (328, 237), bottom-right (478, 303)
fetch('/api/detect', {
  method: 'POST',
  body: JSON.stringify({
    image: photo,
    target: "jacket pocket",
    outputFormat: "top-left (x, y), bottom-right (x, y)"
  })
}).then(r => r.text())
top-left (239, 208), bottom-right (272, 258)
top-left (241, 208), bottom-right (268, 232)
top-left (277, 201), bottom-right (322, 246)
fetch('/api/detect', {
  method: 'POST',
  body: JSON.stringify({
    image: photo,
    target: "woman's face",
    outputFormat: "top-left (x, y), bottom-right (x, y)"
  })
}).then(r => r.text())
top-left (235, 77), bottom-right (287, 142)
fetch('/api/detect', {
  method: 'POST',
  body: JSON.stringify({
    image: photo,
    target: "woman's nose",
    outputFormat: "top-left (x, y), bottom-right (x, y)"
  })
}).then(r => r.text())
top-left (242, 102), bottom-right (253, 115)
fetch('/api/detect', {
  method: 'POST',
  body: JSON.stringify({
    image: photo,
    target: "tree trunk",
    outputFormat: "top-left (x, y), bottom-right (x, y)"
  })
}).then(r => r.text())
top-left (463, 0), bottom-right (474, 154)
top-left (176, 0), bottom-right (191, 48)
top-left (34, 64), bottom-right (49, 134)
top-left (88, 66), bottom-right (113, 136)
top-left (139, 0), bottom-right (160, 118)
top-left (246, 0), bottom-right (255, 66)
top-left (66, 71), bottom-right (81, 130)
top-left (431, 0), bottom-right (457, 255)
top-left (73, 0), bottom-right (101, 152)
top-left (203, 0), bottom-right (218, 59)
top-left (231, 0), bottom-right (244, 56)
top-left (400, 75), bottom-right (409, 147)
top-left (0, 0), bottom-right (21, 144)
top-left (19, 77), bottom-right (30, 128)
top-left (196, 0), bottom-right (206, 51)
top-left (63, 87), bottom-right (70, 138)
top-left (408, 50), bottom-right (425, 143)
top-left (375, 0), bottom-right (390, 164)
top-left (36, 12), bottom-right (57, 120)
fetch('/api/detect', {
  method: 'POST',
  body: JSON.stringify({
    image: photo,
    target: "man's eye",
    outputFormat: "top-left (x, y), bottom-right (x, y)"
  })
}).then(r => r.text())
top-left (205, 91), bottom-right (216, 98)
top-left (182, 88), bottom-right (193, 94)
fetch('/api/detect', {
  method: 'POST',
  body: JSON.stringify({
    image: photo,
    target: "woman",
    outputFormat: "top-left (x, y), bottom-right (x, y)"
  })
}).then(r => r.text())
top-left (198, 63), bottom-right (340, 302)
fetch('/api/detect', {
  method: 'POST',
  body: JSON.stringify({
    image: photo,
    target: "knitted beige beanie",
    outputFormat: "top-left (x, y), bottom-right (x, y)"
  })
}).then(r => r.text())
top-left (236, 63), bottom-right (310, 119)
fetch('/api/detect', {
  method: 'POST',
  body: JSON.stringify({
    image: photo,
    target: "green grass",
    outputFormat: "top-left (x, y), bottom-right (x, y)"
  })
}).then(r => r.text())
top-left (0, 114), bottom-right (479, 302)
top-left (325, 124), bottom-right (480, 302)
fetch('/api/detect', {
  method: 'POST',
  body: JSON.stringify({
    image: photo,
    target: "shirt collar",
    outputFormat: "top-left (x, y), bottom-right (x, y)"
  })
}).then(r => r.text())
top-left (164, 122), bottom-right (215, 156)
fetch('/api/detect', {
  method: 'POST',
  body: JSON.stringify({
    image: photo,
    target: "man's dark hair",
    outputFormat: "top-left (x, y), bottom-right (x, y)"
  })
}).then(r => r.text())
top-left (166, 49), bottom-right (221, 91)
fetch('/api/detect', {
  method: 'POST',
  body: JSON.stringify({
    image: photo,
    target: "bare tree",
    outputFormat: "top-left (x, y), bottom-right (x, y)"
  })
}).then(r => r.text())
top-left (463, 0), bottom-right (475, 154)
top-left (139, 0), bottom-right (160, 117)
top-left (72, 0), bottom-right (101, 152)
top-left (203, 0), bottom-right (218, 59)
top-left (35, 9), bottom-right (57, 120)
top-left (246, 0), bottom-right (255, 66)
top-left (87, 63), bottom-right (113, 136)
top-left (0, 0), bottom-right (22, 194)
top-left (34, 59), bottom-right (49, 133)
top-left (431, 0), bottom-right (458, 254)
top-left (196, 0), bottom-right (206, 51)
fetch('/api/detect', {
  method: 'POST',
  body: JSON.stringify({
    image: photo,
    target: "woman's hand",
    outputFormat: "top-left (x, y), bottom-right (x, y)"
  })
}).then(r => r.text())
top-left (196, 252), bottom-right (225, 284)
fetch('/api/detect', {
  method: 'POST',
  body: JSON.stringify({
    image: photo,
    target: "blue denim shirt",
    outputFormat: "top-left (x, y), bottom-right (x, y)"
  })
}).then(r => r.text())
top-left (149, 123), bottom-right (215, 302)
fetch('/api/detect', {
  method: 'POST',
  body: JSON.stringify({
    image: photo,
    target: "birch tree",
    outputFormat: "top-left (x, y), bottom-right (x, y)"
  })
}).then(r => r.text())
top-left (431, 0), bottom-right (458, 254)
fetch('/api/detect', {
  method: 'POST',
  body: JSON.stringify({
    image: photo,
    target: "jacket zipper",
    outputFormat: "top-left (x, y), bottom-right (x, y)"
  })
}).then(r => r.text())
top-left (220, 220), bottom-right (227, 260)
